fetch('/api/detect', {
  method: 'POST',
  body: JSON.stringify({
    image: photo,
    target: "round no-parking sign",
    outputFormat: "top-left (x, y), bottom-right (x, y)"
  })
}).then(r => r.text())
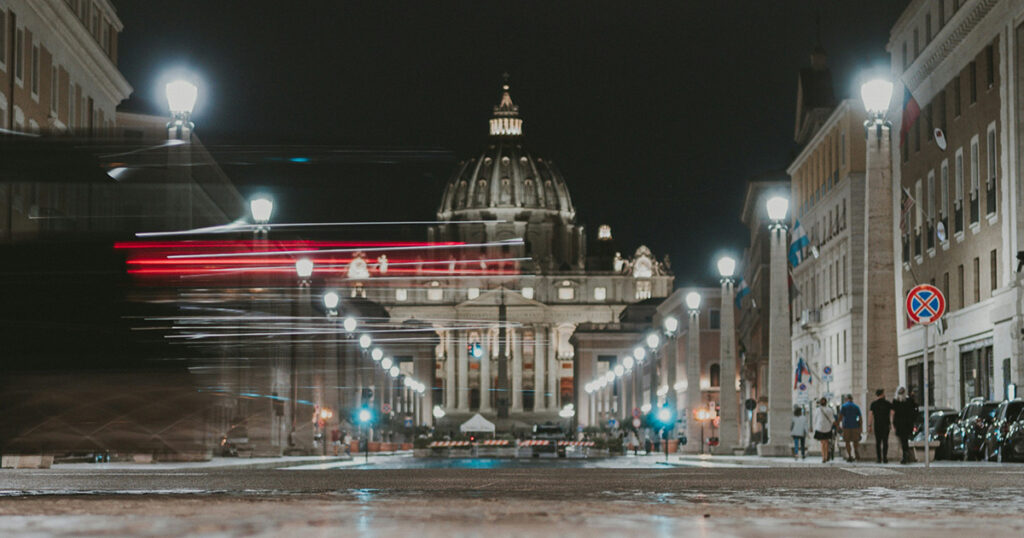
top-left (906, 284), bottom-right (945, 325)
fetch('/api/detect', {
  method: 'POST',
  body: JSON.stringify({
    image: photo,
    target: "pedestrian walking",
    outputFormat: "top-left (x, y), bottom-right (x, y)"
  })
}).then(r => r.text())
top-left (812, 397), bottom-right (836, 463)
top-left (790, 406), bottom-right (808, 459)
top-left (892, 386), bottom-right (917, 464)
top-left (627, 430), bottom-right (640, 456)
top-left (839, 394), bottom-right (862, 462)
top-left (343, 431), bottom-right (352, 456)
top-left (331, 427), bottom-right (342, 456)
top-left (868, 389), bottom-right (892, 463)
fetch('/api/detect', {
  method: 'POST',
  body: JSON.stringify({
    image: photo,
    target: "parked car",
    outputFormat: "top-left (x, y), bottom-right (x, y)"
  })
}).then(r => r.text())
top-left (982, 399), bottom-right (1024, 462)
top-left (912, 409), bottom-right (959, 460)
top-left (1003, 407), bottom-right (1024, 462)
top-left (912, 407), bottom-right (956, 440)
top-left (947, 398), bottom-right (1000, 460)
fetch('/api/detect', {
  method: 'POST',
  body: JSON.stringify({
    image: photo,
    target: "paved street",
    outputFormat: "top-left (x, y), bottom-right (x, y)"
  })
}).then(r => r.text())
top-left (2, 455), bottom-right (1023, 537)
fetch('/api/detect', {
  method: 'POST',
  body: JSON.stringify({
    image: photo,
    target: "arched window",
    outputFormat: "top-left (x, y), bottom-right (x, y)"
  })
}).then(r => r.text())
top-left (709, 363), bottom-right (721, 388)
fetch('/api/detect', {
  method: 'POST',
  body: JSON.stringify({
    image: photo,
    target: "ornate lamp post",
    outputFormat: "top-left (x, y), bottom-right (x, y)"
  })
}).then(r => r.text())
top-left (760, 195), bottom-right (793, 456)
top-left (645, 332), bottom-right (661, 412)
top-left (682, 292), bottom-right (703, 454)
top-left (716, 256), bottom-right (739, 454)
top-left (165, 80), bottom-right (197, 140)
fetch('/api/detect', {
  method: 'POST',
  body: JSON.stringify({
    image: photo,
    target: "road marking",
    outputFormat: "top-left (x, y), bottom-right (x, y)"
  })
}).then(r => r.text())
top-left (841, 467), bottom-right (902, 476)
top-left (17, 472), bottom-right (208, 477)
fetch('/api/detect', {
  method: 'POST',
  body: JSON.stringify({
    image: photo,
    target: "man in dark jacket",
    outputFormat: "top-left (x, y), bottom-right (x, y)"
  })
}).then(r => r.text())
top-left (868, 389), bottom-right (893, 463)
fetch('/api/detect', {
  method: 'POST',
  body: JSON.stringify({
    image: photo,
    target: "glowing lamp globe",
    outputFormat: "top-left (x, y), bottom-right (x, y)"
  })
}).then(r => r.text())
top-left (633, 346), bottom-right (646, 362)
top-left (359, 334), bottom-right (372, 350)
top-left (389, 366), bottom-right (400, 378)
top-left (295, 258), bottom-right (314, 279)
top-left (343, 316), bottom-right (357, 333)
top-left (657, 407), bottom-right (672, 423)
top-left (432, 405), bottom-right (446, 419)
top-left (645, 332), bottom-right (660, 350)
top-left (663, 315), bottom-right (679, 335)
top-left (380, 357), bottom-right (392, 370)
top-left (766, 196), bottom-right (789, 222)
top-left (861, 78), bottom-right (894, 116)
top-left (322, 291), bottom-right (340, 310)
top-left (685, 291), bottom-right (702, 311)
top-left (358, 408), bottom-right (372, 423)
top-left (371, 348), bottom-right (383, 361)
top-left (613, 364), bottom-right (625, 377)
top-left (717, 256), bottom-right (736, 278)
top-left (249, 197), bottom-right (273, 224)
top-left (166, 80), bottom-right (198, 115)
top-left (622, 356), bottom-right (634, 370)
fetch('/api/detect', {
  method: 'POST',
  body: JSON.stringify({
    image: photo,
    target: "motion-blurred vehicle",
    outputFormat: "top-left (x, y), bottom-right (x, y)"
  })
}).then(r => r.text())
top-left (912, 409), bottom-right (959, 460)
top-left (532, 422), bottom-right (567, 456)
top-left (982, 399), bottom-right (1024, 462)
top-left (1003, 406), bottom-right (1024, 462)
top-left (219, 425), bottom-right (252, 457)
top-left (948, 398), bottom-right (999, 461)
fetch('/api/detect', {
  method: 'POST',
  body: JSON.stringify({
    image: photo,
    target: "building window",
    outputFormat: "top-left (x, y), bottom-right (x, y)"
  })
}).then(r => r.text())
top-left (0, 10), bottom-right (6, 71)
top-left (990, 249), bottom-right (997, 292)
top-left (467, 287), bottom-right (480, 300)
top-left (969, 61), bottom-right (977, 104)
top-left (50, 65), bottom-right (59, 113)
top-left (970, 137), bottom-right (980, 224)
top-left (427, 281), bottom-right (443, 302)
top-left (925, 13), bottom-right (932, 43)
top-left (521, 286), bottom-right (534, 300)
top-left (953, 76), bottom-right (961, 116)
top-left (986, 125), bottom-right (997, 215)
top-left (30, 45), bottom-right (39, 96)
top-left (15, 28), bottom-right (23, 82)
top-left (635, 280), bottom-right (651, 300)
top-left (395, 288), bottom-right (407, 302)
top-left (972, 257), bottom-right (980, 304)
top-left (101, 19), bottom-right (110, 52)
top-left (938, 90), bottom-right (947, 132)
top-left (954, 149), bottom-right (964, 233)
top-left (961, 345), bottom-right (994, 402)
top-left (709, 364), bottom-right (721, 388)
top-left (901, 41), bottom-right (908, 71)
top-left (709, 309), bottom-right (720, 330)
top-left (913, 29), bottom-right (919, 58)
top-left (939, 0), bottom-right (946, 27)
top-left (985, 44), bottom-right (994, 89)
top-left (593, 286), bottom-right (606, 301)
top-left (957, 264), bottom-right (964, 309)
top-left (558, 285), bottom-right (575, 301)
top-left (840, 131), bottom-right (846, 166)
top-left (943, 272), bottom-right (950, 301)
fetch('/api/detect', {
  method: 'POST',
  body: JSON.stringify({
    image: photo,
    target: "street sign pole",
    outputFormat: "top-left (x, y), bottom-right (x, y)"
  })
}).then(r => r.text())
top-left (922, 319), bottom-right (929, 469)
top-left (906, 283), bottom-right (944, 470)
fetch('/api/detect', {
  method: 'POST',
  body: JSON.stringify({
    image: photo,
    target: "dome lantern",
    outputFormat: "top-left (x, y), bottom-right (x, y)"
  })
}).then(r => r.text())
top-left (489, 73), bottom-right (523, 137)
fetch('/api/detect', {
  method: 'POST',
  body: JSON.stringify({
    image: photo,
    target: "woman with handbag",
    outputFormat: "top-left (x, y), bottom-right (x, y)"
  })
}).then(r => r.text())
top-left (812, 397), bottom-right (836, 463)
top-left (892, 386), bottom-right (917, 464)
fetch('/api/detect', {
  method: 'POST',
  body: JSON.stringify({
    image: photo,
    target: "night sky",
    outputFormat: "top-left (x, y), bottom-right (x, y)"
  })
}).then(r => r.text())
top-left (113, 1), bottom-right (909, 286)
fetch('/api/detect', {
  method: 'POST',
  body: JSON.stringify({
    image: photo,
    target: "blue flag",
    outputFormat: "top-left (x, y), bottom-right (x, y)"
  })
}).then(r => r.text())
top-left (789, 220), bottom-right (810, 267)
top-left (734, 278), bottom-right (750, 309)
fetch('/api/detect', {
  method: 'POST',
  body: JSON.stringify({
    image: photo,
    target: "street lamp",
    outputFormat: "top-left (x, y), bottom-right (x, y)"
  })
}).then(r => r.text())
top-left (663, 315), bottom-right (679, 336)
top-left (381, 357), bottom-right (392, 370)
top-left (632, 346), bottom-right (646, 363)
top-left (762, 194), bottom-right (792, 456)
top-left (614, 364), bottom-right (625, 377)
top-left (622, 356), bottom-right (634, 370)
top-left (295, 258), bottom-right (314, 285)
top-left (166, 79), bottom-right (197, 139)
top-left (860, 78), bottom-right (894, 121)
top-left (389, 366), bottom-right (400, 378)
top-left (717, 255), bottom-right (739, 454)
top-left (359, 334), bottom-right (372, 351)
top-left (645, 332), bottom-right (661, 350)
top-left (645, 331), bottom-right (661, 412)
top-left (682, 291), bottom-right (702, 454)
top-left (433, 405), bottom-right (446, 419)
top-left (343, 316), bottom-right (358, 334)
top-left (249, 197), bottom-right (273, 230)
top-left (323, 291), bottom-right (339, 314)
top-left (371, 348), bottom-right (384, 362)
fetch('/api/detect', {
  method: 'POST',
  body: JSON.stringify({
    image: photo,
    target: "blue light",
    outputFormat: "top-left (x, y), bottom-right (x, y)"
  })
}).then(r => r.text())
top-left (358, 408), bottom-right (372, 424)
top-left (470, 342), bottom-right (483, 359)
top-left (289, 157), bottom-right (310, 163)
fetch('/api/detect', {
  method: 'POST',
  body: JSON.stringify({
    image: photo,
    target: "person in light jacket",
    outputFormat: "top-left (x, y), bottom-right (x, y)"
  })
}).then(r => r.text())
top-left (790, 406), bottom-right (809, 459)
top-left (813, 397), bottom-right (837, 463)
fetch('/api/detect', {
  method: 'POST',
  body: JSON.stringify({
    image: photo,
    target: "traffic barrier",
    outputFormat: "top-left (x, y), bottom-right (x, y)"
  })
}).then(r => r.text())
top-left (557, 441), bottom-right (595, 447)
top-left (518, 440), bottom-right (550, 447)
top-left (479, 440), bottom-right (510, 446)
top-left (428, 441), bottom-right (472, 448)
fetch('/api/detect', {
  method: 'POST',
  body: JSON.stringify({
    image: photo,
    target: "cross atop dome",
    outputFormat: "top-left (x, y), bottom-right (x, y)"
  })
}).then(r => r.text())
top-left (490, 73), bottom-right (523, 136)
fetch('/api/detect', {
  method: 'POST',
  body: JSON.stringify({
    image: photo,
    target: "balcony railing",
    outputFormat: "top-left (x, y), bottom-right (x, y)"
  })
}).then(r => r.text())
top-left (986, 182), bottom-right (996, 215)
top-left (926, 221), bottom-right (935, 250)
top-left (954, 203), bottom-right (964, 233)
top-left (914, 229), bottom-right (922, 257)
top-left (969, 193), bottom-right (979, 225)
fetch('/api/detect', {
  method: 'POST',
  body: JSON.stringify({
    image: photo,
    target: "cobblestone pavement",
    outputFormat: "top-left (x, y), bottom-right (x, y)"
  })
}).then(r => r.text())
top-left (2, 456), bottom-right (1023, 537)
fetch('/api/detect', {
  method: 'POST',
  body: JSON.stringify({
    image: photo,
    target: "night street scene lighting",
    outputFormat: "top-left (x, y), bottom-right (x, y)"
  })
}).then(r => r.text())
top-left (3, 1), bottom-right (1021, 536)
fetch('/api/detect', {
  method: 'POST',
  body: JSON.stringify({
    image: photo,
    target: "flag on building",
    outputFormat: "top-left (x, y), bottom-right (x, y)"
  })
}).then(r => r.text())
top-left (788, 220), bottom-right (810, 267)
top-left (788, 268), bottom-right (801, 301)
top-left (899, 186), bottom-right (916, 233)
top-left (734, 278), bottom-right (751, 309)
top-left (900, 86), bottom-right (921, 145)
top-left (794, 357), bottom-right (812, 389)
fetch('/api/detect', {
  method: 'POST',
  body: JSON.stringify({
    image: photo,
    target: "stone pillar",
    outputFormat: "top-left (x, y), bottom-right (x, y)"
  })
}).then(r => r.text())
top-left (457, 330), bottom-right (469, 412)
top-left (634, 359), bottom-right (644, 415)
top-left (624, 360), bottom-right (635, 421)
top-left (445, 330), bottom-right (456, 410)
top-left (684, 310), bottom-right (702, 454)
top-left (665, 332), bottom-right (678, 413)
top-left (718, 279), bottom-right (739, 453)
top-left (533, 325), bottom-right (546, 412)
top-left (863, 122), bottom-right (898, 409)
top-left (512, 329), bottom-right (524, 411)
top-left (649, 347), bottom-right (659, 411)
top-left (480, 327), bottom-right (492, 412)
top-left (547, 326), bottom-right (559, 409)
top-left (760, 223), bottom-right (794, 456)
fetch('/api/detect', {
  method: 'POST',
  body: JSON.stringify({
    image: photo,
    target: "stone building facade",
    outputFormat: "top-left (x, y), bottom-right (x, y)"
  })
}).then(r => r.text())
top-left (890, 0), bottom-right (1024, 407)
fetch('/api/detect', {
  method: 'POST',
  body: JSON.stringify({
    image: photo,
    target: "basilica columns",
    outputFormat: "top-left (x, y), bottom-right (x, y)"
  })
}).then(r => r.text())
top-left (533, 325), bottom-right (546, 411)
top-left (480, 328), bottom-right (492, 412)
top-left (457, 331), bottom-right (470, 411)
top-left (547, 326), bottom-right (558, 409)
top-left (511, 330), bottom-right (523, 411)
top-left (444, 330), bottom-right (456, 410)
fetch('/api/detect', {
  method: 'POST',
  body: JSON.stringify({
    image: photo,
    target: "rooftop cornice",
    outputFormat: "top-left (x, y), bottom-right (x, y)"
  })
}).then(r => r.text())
top-left (899, 0), bottom-right (1000, 93)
